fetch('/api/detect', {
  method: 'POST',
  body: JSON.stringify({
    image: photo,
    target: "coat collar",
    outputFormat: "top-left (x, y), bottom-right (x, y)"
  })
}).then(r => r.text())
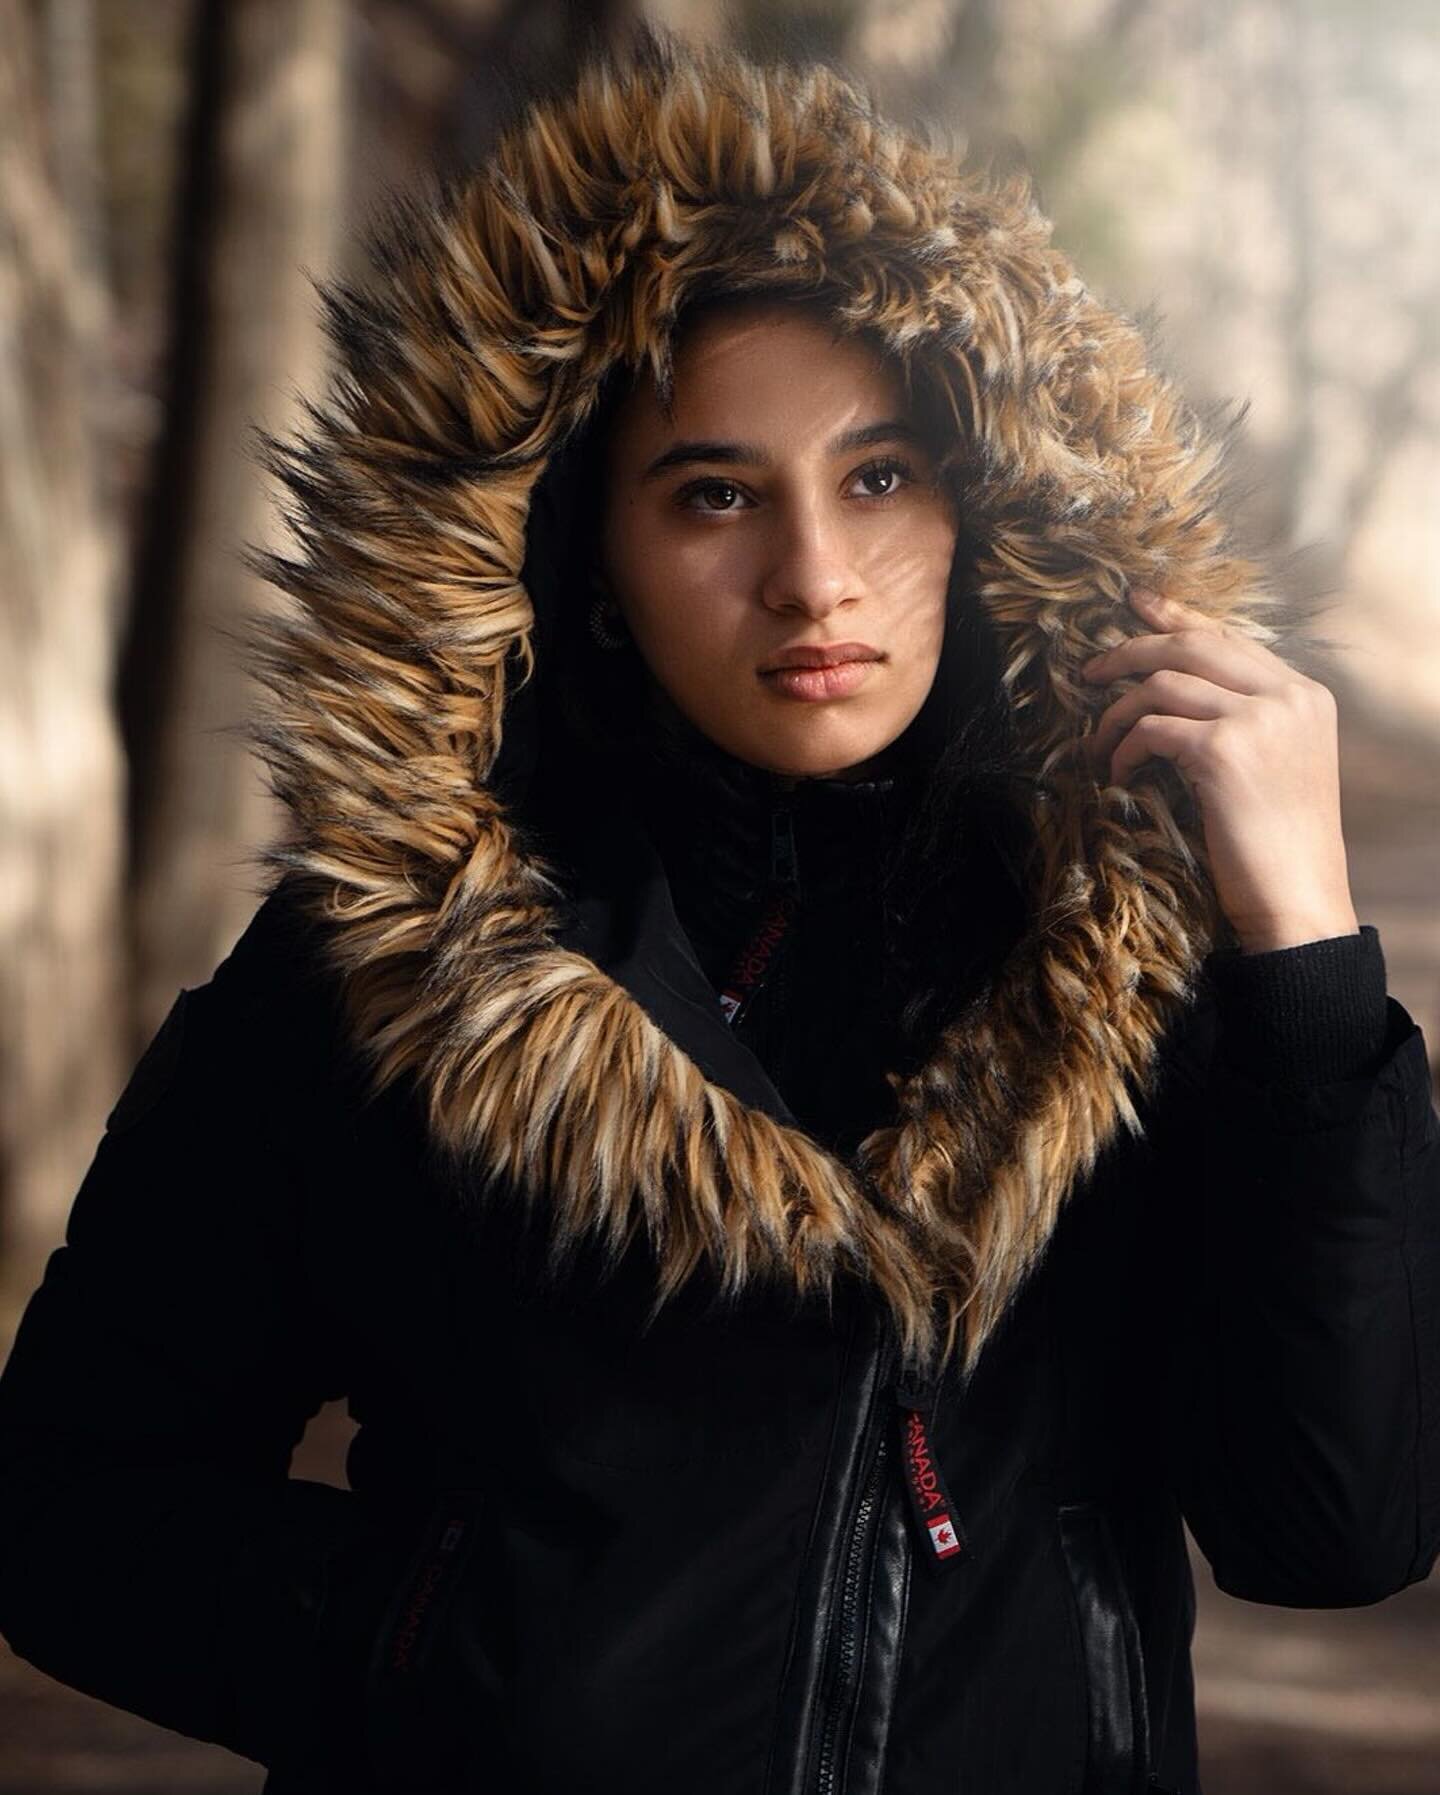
top-left (239, 28), bottom-right (1311, 1380)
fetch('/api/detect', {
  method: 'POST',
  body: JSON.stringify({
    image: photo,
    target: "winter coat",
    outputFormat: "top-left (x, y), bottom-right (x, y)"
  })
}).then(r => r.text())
top-left (2, 29), bottom-right (1438, 1795)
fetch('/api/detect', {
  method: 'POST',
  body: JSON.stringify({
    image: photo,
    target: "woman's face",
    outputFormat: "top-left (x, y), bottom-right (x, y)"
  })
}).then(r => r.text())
top-left (599, 303), bottom-right (958, 780)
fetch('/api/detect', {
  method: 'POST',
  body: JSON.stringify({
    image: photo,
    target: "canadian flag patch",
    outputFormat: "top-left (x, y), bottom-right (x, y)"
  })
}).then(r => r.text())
top-left (926, 1513), bottom-right (962, 1558)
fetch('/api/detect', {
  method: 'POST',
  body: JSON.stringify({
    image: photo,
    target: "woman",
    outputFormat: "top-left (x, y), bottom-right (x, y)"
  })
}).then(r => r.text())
top-left (0, 27), bottom-right (1436, 1795)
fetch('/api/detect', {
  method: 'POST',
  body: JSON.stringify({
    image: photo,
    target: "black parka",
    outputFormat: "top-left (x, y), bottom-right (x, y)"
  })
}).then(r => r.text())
top-left (2, 28), bottom-right (1438, 1795)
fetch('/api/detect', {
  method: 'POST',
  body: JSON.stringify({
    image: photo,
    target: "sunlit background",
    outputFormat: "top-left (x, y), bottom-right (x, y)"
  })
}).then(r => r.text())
top-left (2, 1), bottom-right (1437, 1789)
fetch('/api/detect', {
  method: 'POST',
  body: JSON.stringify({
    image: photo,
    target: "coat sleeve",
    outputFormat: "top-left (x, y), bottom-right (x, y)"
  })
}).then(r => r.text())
top-left (0, 885), bottom-right (458, 1786)
top-left (1142, 924), bottom-right (1440, 1608)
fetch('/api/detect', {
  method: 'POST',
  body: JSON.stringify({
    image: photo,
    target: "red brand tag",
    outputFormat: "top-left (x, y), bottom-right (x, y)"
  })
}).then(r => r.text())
top-left (896, 1407), bottom-right (968, 1567)
top-left (718, 886), bottom-right (798, 1028)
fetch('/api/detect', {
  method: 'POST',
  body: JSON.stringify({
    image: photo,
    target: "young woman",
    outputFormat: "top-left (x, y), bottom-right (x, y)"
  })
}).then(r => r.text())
top-left (1, 28), bottom-right (1436, 1795)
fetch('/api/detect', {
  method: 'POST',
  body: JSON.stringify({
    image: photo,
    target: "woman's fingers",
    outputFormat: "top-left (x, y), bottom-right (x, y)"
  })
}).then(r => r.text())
top-left (1081, 590), bottom-right (1283, 699)
top-left (1077, 587), bottom-right (1355, 949)
top-left (1084, 667), bottom-right (1240, 784)
top-left (1081, 588), bottom-right (1304, 786)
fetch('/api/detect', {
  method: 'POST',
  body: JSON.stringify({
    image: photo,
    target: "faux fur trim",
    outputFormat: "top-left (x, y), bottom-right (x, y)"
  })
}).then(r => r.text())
top-left (240, 25), bottom-right (1314, 1381)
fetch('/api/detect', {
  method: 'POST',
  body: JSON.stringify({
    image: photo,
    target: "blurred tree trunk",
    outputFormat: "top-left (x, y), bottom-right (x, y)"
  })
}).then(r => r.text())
top-left (129, 0), bottom-right (348, 1028)
top-left (1275, 0), bottom-right (1321, 554)
top-left (0, 0), bottom-right (126, 1325)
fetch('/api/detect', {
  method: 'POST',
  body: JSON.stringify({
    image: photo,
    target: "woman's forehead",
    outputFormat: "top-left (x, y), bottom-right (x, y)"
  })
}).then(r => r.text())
top-left (606, 310), bottom-right (915, 453)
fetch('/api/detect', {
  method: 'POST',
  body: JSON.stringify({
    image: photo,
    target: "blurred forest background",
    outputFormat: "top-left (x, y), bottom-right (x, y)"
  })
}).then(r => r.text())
top-left (1, 0), bottom-right (1437, 1789)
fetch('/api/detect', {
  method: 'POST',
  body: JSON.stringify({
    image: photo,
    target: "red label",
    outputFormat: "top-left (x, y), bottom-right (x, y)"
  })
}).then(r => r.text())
top-left (387, 1513), bottom-right (471, 1673)
top-left (897, 1406), bottom-right (967, 1566)
top-left (903, 1409), bottom-right (945, 1513)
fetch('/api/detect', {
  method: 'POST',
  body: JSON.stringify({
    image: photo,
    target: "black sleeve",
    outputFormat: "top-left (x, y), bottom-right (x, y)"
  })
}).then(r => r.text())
top-left (1143, 923), bottom-right (1440, 1607)
top-left (1203, 924), bottom-right (1392, 1088)
top-left (0, 886), bottom-right (442, 1785)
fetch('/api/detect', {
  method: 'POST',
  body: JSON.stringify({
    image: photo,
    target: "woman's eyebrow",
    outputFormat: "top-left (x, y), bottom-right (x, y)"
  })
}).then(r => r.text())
top-left (639, 418), bottom-right (924, 482)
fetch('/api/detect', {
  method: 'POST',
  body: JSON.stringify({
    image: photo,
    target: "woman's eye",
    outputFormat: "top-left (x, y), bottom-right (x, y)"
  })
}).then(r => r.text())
top-left (851, 457), bottom-right (915, 499)
top-left (678, 478), bottom-right (749, 513)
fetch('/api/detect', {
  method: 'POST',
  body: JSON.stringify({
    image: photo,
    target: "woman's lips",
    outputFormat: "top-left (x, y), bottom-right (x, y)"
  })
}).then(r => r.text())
top-left (758, 658), bottom-right (880, 701)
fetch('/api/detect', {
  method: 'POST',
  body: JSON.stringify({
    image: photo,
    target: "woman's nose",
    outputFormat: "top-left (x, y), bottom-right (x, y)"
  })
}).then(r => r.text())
top-left (757, 500), bottom-right (857, 617)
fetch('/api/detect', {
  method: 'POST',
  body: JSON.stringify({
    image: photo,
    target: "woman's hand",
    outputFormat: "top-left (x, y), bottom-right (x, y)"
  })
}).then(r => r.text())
top-left (1080, 588), bottom-right (1359, 954)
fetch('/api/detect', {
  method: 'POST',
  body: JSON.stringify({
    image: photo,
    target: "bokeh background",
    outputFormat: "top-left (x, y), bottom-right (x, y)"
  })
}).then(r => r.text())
top-left (2, 1), bottom-right (1437, 1789)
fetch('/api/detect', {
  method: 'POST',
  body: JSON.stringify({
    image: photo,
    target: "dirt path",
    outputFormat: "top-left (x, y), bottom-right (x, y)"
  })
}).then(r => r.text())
top-left (1194, 1544), bottom-right (1440, 1794)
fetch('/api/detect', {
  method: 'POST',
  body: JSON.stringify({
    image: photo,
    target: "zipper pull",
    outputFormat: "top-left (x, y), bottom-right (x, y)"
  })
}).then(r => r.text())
top-left (894, 1373), bottom-right (968, 1568)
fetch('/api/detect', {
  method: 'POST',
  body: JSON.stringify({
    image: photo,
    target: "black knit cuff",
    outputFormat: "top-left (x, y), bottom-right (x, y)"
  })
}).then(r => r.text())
top-left (1205, 923), bottom-right (1390, 1089)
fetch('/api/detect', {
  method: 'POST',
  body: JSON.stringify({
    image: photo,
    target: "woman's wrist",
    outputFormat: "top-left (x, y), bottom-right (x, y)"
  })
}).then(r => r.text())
top-left (1232, 909), bottom-right (1360, 954)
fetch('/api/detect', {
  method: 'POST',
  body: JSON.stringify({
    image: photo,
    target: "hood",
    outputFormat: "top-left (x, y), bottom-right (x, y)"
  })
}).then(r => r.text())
top-left (241, 26), bottom-right (1314, 1382)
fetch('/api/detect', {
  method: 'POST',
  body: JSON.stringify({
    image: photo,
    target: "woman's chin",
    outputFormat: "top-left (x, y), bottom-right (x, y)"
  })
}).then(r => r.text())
top-left (717, 723), bottom-right (904, 783)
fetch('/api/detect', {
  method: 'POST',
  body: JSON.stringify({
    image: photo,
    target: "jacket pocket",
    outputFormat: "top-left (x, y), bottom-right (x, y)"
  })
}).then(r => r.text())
top-left (1056, 1499), bottom-right (1156, 1795)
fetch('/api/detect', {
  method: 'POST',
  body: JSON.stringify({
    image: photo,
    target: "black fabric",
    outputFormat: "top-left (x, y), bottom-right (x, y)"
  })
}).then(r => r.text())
top-left (617, 695), bottom-right (924, 1160)
top-left (0, 863), bottom-right (1436, 1795)
top-left (1205, 923), bottom-right (1391, 1089)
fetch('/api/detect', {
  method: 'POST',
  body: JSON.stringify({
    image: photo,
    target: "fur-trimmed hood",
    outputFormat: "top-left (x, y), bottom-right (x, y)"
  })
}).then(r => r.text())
top-left (241, 27), bottom-right (1309, 1383)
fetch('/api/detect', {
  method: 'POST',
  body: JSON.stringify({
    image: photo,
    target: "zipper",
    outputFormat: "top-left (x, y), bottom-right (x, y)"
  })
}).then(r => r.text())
top-left (805, 1325), bottom-right (972, 1791)
top-left (805, 1310), bottom-right (907, 1795)
top-left (810, 1419), bottom-right (892, 1795)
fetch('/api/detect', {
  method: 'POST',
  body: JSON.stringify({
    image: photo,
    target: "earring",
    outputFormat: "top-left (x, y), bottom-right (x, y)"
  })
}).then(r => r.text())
top-left (588, 574), bottom-right (629, 651)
